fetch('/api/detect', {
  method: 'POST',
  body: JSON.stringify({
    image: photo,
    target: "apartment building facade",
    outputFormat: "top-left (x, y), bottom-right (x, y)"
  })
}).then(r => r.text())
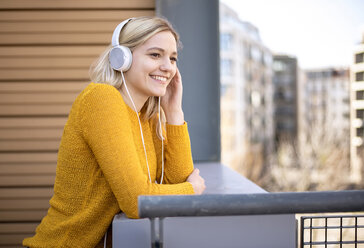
top-left (350, 33), bottom-right (364, 183)
top-left (304, 68), bottom-right (350, 138)
top-left (220, 3), bottom-right (274, 171)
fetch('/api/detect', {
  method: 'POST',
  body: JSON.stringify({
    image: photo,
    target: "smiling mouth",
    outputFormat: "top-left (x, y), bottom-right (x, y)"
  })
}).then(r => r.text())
top-left (151, 75), bottom-right (168, 82)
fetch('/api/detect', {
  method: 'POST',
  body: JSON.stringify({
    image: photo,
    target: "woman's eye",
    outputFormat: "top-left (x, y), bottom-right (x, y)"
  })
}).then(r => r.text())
top-left (170, 57), bottom-right (178, 62)
top-left (150, 53), bottom-right (160, 58)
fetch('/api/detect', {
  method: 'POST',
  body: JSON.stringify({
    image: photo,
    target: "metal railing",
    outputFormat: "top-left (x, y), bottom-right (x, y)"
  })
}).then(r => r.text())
top-left (301, 214), bottom-right (364, 248)
top-left (139, 190), bottom-right (364, 218)
top-left (138, 190), bottom-right (364, 248)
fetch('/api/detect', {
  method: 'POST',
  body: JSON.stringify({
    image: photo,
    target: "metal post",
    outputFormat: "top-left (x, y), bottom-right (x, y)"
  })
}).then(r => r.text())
top-left (340, 217), bottom-right (342, 248)
top-left (300, 217), bottom-right (305, 248)
top-left (324, 217), bottom-right (327, 248)
top-left (150, 218), bottom-right (164, 248)
top-left (310, 218), bottom-right (312, 248)
top-left (355, 216), bottom-right (358, 248)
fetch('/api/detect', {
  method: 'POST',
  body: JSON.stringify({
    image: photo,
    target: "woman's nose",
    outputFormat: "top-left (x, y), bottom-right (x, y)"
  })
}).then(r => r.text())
top-left (160, 57), bottom-right (174, 71)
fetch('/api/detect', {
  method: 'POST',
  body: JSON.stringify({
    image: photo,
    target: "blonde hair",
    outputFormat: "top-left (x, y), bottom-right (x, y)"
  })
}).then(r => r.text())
top-left (89, 16), bottom-right (180, 139)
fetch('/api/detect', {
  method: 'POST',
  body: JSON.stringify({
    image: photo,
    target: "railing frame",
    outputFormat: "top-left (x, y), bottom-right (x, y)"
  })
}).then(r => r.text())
top-left (139, 190), bottom-right (364, 248)
top-left (300, 214), bottom-right (364, 248)
top-left (139, 190), bottom-right (364, 218)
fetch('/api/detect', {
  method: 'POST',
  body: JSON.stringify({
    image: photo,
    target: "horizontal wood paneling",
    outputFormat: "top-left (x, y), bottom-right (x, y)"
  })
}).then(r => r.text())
top-left (0, 175), bottom-right (56, 187)
top-left (0, 46), bottom-right (104, 56)
top-left (0, 210), bottom-right (48, 222)
top-left (0, 21), bottom-right (119, 33)
top-left (0, 0), bottom-right (154, 9)
top-left (0, 105), bottom-right (72, 116)
top-left (0, 223), bottom-right (39, 233)
top-left (0, 0), bottom-right (155, 246)
top-left (0, 152), bottom-right (57, 163)
top-left (0, 164), bottom-right (56, 175)
top-left (0, 199), bottom-right (50, 210)
top-left (0, 128), bottom-right (63, 139)
top-left (0, 82), bottom-right (87, 92)
top-left (0, 10), bottom-right (154, 21)
top-left (0, 187), bottom-right (52, 223)
top-left (0, 140), bottom-right (60, 151)
top-left (0, 57), bottom-right (94, 68)
top-left (0, 234), bottom-right (32, 245)
top-left (0, 33), bottom-right (110, 45)
top-left (0, 93), bottom-right (78, 104)
top-left (0, 117), bottom-right (67, 128)
top-left (0, 68), bottom-right (89, 80)
top-left (0, 188), bottom-right (53, 198)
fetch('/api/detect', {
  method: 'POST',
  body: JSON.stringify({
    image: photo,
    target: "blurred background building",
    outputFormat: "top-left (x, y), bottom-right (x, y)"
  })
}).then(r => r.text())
top-left (297, 67), bottom-right (351, 186)
top-left (272, 55), bottom-right (299, 147)
top-left (220, 3), bottom-right (274, 174)
top-left (350, 33), bottom-right (364, 183)
top-left (303, 68), bottom-right (350, 139)
top-left (220, 1), bottom-right (361, 189)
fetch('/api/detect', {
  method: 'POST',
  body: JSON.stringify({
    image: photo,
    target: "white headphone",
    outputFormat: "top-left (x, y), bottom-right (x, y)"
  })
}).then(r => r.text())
top-left (108, 18), bottom-right (165, 185)
top-left (109, 18), bottom-right (133, 72)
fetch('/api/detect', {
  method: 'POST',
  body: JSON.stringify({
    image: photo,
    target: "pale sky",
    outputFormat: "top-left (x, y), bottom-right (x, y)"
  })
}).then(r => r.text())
top-left (220, 0), bottom-right (364, 69)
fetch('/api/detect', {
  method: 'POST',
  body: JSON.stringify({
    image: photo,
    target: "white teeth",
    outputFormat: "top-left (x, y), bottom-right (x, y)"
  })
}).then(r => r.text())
top-left (152, 75), bottom-right (167, 82)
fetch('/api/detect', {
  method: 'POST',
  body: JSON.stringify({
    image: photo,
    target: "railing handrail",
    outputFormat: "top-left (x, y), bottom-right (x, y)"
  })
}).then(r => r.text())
top-left (138, 190), bottom-right (364, 218)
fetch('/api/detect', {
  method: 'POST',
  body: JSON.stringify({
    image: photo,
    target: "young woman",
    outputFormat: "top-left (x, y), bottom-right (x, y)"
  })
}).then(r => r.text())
top-left (23, 16), bottom-right (205, 248)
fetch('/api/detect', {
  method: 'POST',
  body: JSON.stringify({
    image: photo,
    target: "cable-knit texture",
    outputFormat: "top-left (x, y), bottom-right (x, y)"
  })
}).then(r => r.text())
top-left (23, 83), bottom-right (194, 248)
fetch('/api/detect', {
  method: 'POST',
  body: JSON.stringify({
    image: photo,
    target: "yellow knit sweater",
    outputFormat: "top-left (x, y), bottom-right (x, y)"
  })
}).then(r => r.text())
top-left (23, 83), bottom-right (194, 248)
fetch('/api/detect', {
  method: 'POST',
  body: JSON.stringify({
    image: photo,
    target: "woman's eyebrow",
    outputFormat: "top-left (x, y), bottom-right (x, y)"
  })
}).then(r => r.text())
top-left (147, 47), bottom-right (177, 55)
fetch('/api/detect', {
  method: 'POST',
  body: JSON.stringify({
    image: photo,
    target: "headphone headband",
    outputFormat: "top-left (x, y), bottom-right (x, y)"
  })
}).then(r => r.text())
top-left (109, 18), bottom-right (134, 72)
top-left (111, 18), bottom-right (134, 47)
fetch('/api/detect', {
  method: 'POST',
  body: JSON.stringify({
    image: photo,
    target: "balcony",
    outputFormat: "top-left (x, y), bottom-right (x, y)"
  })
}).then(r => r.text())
top-left (352, 118), bottom-right (364, 128)
top-left (353, 99), bottom-right (364, 109)
top-left (113, 162), bottom-right (296, 247)
top-left (113, 163), bottom-right (364, 248)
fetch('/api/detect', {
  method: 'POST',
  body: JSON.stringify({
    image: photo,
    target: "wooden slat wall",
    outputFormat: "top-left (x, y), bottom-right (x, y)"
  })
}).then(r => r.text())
top-left (0, 1), bottom-right (154, 246)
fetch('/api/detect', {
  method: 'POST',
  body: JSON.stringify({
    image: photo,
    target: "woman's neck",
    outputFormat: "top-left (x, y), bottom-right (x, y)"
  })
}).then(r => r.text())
top-left (120, 86), bottom-right (148, 113)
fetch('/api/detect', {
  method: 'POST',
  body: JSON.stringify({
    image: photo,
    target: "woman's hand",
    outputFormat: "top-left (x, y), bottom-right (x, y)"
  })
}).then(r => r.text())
top-left (187, 169), bottom-right (206, 195)
top-left (161, 67), bottom-right (184, 125)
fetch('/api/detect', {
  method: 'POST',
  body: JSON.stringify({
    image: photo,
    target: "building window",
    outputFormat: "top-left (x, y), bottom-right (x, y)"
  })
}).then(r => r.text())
top-left (221, 59), bottom-right (233, 76)
top-left (357, 146), bottom-right (364, 153)
top-left (356, 109), bottom-right (364, 119)
top-left (220, 33), bottom-right (233, 51)
top-left (251, 91), bottom-right (261, 107)
top-left (355, 52), bottom-right (364, 64)
top-left (245, 65), bottom-right (252, 81)
top-left (251, 46), bottom-right (261, 62)
top-left (245, 43), bottom-right (251, 59)
top-left (356, 127), bottom-right (364, 137)
top-left (221, 84), bottom-right (234, 97)
top-left (261, 76), bottom-right (265, 86)
top-left (356, 72), bottom-right (364, 81)
top-left (263, 53), bottom-right (272, 66)
top-left (273, 60), bottom-right (286, 72)
top-left (356, 90), bottom-right (364, 100)
top-left (275, 87), bottom-right (285, 100)
top-left (221, 84), bottom-right (228, 96)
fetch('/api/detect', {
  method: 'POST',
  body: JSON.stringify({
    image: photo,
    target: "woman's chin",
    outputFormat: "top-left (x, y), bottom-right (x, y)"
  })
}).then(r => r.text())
top-left (151, 89), bottom-right (167, 97)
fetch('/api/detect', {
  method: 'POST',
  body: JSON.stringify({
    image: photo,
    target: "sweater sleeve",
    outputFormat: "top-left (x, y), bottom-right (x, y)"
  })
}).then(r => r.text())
top-left (78, 84), bottom-right (194, 218)
top-left (155, 123), bottom-right (195, 184)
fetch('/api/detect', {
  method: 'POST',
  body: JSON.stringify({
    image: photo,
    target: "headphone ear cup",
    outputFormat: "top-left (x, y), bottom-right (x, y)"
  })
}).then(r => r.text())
top-left (109, 45), bottom-right (132, 72)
